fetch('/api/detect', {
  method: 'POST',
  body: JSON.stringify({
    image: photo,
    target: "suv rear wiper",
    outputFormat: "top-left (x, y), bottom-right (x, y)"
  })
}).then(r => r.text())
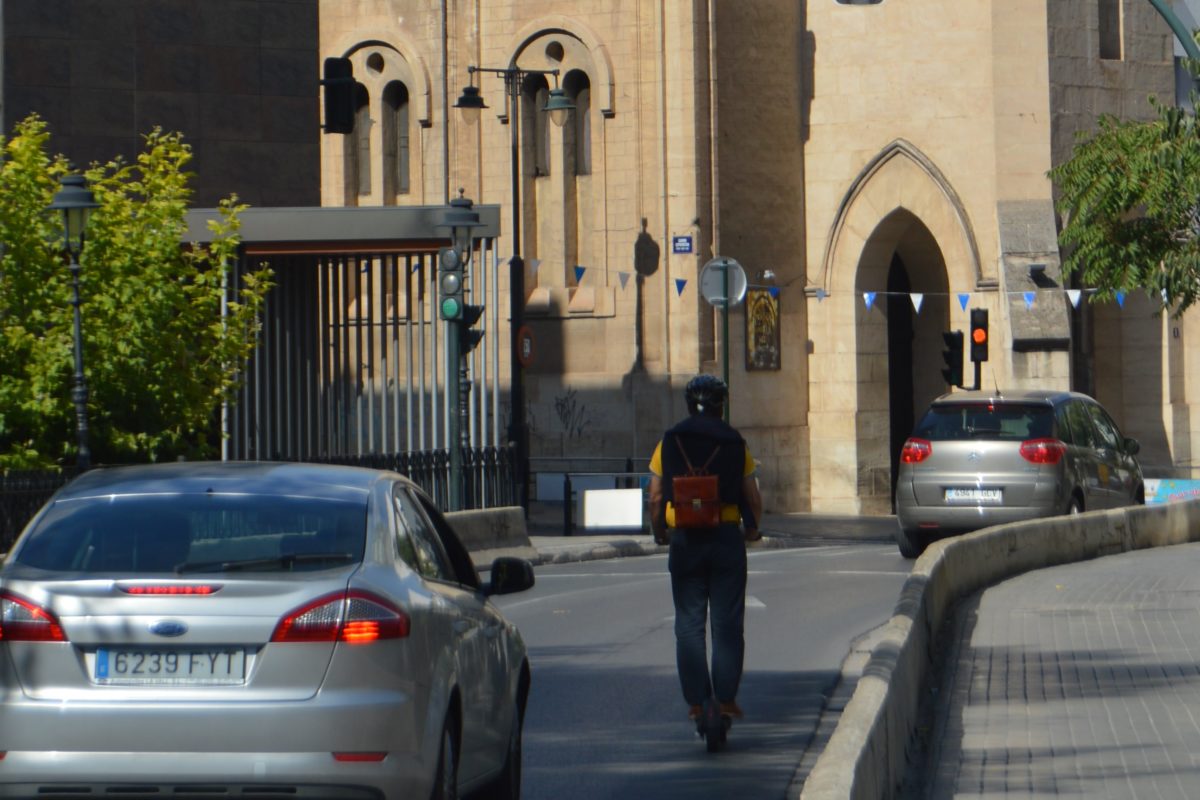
top-left (175, 553), bottom-right (357, 574)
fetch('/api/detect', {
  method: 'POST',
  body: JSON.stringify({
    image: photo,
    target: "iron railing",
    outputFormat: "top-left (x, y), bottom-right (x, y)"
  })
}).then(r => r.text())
top-left (0, 446), bottom-right (516, 554)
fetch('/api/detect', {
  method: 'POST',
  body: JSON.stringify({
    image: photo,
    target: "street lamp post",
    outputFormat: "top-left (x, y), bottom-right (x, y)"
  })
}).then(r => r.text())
top-left (49, 174), bottom-right (100, 471)
top-left (455, 66), bottom-right (573, 511)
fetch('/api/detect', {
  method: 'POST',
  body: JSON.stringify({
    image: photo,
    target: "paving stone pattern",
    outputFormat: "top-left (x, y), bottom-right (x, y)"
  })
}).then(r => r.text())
top-left (923, 543), bottom-right (1200, 800)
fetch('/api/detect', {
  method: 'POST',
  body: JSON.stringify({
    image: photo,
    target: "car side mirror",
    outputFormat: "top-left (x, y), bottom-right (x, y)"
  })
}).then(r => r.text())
top-left (1124, 436), bottom-right (1140, 455)
top-left (485, 556), bottom-right (535, 596)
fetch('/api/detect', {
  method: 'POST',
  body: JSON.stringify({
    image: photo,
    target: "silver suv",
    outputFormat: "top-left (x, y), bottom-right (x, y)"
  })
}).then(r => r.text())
top-left (894, 390), bottom-right (1144, 557)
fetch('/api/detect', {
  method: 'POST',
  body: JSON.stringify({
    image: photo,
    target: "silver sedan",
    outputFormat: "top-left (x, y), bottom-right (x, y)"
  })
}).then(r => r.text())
top-left (0, 461), bottom-right (534, 799)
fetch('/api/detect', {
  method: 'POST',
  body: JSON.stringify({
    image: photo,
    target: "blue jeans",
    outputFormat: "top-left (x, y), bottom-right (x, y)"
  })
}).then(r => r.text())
top-left (668, 524), bottom-right (747, 706)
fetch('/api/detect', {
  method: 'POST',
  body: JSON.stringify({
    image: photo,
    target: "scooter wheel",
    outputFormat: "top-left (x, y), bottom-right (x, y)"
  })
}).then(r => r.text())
top-left (702, 700), bottom-right (726, 752)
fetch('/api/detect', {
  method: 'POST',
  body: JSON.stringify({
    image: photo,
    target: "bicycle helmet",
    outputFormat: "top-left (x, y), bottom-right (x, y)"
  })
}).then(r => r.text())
top-left (685, 374), bottom-right (728, 416)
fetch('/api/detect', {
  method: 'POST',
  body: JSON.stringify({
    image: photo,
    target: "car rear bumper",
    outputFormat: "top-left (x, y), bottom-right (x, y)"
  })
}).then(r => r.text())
top-left (0, 751), bottom-right (420, 799)
top-left (0, 690), bottom-right (434, 799)
top-left (895, 502), bottom-right (1058, 537)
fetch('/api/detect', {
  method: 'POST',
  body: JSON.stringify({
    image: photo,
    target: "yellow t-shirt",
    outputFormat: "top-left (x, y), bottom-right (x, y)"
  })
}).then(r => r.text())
top-left (649, 441), bottom-right (756, 528)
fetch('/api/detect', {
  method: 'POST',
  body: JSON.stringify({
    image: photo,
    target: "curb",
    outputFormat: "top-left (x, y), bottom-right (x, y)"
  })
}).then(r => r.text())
top-left (798, 498), bottom-right (1200, 800)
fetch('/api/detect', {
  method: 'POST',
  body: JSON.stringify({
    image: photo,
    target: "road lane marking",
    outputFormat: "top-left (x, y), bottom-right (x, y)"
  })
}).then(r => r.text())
top-left (824, 570), bottom-right (912, 577)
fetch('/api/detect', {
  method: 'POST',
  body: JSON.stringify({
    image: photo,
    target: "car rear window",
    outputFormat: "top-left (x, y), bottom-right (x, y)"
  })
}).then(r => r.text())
top-left (913, 403), bottom-right (1054, 442)
top-left (14, 493), bottom-right (367, 574)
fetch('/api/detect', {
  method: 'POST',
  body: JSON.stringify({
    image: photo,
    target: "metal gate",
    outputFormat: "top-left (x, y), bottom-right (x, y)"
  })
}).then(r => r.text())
top-left (185, 205), bottom-right (510, 508)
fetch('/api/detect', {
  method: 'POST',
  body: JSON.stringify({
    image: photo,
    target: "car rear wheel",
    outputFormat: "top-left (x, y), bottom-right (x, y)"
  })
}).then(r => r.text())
top-left (895, 525), bottom-right (925, 559)
top-left (1065, 495), bottom-right (1083, 516)
top-left (430, 713), bottom-right (459, 800)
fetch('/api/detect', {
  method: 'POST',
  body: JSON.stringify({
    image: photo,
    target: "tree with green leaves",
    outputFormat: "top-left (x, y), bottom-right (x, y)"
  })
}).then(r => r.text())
top-left (1051, 98), bottom-right (1200, 314)
top-left (0, 115), bottom-right (272, 470)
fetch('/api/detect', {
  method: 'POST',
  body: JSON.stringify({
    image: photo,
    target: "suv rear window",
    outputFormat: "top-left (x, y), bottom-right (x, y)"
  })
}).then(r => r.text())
top-left (14, 494), bottom-right (367, 574)
top-left (913, 403), bottom-right (1054, 442)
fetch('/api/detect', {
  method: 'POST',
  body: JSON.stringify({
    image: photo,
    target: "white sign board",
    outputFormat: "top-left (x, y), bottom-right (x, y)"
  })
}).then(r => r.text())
top-left (582, 488), bottom-right (645, 530)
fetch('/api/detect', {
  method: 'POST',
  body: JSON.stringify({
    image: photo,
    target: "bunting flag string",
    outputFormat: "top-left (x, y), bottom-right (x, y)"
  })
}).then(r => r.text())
top-left (541, 263), bottom-right (1149, 312)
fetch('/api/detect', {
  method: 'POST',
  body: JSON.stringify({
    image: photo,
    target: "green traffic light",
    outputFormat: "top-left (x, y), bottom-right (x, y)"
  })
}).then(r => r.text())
top-left (441, 297), bottom-right (461, 319)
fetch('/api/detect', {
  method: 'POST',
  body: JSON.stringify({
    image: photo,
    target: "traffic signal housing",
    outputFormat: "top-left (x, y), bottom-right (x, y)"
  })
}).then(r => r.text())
top-left (969, 308), bottom-right (989, 362)
top-left (460, 304), bottom-right (485, 356)
top-left (941, 330), bottom-right (964, 387)
top-left (439, 247), bottom-right (464, 320)
top-left (322, 57), bottom-right (356, 134)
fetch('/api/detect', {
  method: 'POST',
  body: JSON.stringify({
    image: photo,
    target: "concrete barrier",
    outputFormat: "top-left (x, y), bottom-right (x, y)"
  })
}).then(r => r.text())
top-left (799, 498), bottom-right (1200, 800)
top-left (445, 506), bottom-right (536, 563)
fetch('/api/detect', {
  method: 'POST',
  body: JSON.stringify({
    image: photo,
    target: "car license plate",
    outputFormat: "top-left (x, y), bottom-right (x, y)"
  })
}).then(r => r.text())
top-left (95, 648), bottom-right (247, 685)
top-left (945, 488), bottom-right (1002, 504)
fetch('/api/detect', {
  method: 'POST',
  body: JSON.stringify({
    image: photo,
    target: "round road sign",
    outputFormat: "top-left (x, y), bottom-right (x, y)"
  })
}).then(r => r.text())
top-left (699, 257), bottom-right (747, 308)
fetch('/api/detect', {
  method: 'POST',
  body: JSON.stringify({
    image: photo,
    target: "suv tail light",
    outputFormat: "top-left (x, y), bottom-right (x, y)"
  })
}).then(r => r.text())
top-left (1020, 438), bottom-right (1067, 465)
top-left (272, 590), bottom-right (410, 644)
top-left (900, 438), bottom-right (933, 464)
top-left (0, 591), bottom-right (66, 642)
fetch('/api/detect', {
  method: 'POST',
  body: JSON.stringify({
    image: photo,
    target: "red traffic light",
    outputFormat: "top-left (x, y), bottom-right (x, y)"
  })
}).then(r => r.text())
top-left (969, 308), bottom-right (988, 362)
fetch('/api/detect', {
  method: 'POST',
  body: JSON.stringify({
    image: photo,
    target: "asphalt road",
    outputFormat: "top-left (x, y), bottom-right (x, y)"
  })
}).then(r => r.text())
top-left (492, 541), bottom-right (910, 800)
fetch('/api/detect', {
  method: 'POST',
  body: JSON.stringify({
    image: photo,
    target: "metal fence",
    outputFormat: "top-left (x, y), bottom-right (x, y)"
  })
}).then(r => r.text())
top-left (227, 239), bottom-right (505, 464)
top-left (0, 446), bottom-right (516, 553)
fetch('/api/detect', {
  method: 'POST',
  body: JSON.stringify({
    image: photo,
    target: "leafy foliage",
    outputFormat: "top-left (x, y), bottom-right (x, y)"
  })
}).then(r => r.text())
top-left (0, 115), bottom-right (272, 469)
top-left (1051, 98), bottom-right (1200, 314)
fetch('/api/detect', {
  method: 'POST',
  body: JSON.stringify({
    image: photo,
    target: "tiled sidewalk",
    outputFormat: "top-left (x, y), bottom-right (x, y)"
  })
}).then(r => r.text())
top-left (919, 543), bottom-right (1200, 799)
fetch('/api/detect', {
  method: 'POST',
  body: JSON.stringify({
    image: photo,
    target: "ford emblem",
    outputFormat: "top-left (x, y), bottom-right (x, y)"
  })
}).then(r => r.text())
top-left (149, 620), bottom-right (188, 638)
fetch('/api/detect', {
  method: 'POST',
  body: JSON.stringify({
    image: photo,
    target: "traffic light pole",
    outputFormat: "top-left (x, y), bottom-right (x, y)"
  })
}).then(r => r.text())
top-left (445, 314), bottom-right (462, 510)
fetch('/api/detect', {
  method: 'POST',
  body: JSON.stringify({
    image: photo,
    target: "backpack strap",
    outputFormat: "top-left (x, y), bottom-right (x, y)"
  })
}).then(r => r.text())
top-left (674, 437), bottom-right (721, 476)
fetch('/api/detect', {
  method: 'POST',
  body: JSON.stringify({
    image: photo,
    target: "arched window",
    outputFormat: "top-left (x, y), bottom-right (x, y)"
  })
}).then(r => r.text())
top-left (522, 74), bottom-right (550, 177)
top-left (563, 70), bottom-right (591, 176)
top-left (343, 83), bottom-right (371, 204)
top-left (382, 81), bottom-right (410, 201)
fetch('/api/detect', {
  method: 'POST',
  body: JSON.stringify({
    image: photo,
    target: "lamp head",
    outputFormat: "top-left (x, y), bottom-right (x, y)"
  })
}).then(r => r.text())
top-left (49, 173), bottom-right (99, 255)
top-left (454, 84), bottom-right (487, 126)
top-left (544, 87), bottom-right (574, 128)
top-left (439, 190), bottom-right (481, 267)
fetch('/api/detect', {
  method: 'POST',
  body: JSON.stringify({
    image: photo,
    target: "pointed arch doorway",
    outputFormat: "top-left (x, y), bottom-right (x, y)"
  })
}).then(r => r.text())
top-left (807, 140), bottom-right (983, 515)
top-left (857, 210), bottom-right (951, 511)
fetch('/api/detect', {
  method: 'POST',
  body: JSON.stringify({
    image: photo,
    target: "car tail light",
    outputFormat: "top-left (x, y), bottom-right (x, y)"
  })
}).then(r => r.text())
top-left (0, 591), bottom-right (66, 642)
top-left (900, 438), bottom-right (932, 464)
top-left (332, 752), bottom-right (388, 762)
top-left (1020, 438), bottom-right (1067, 465)
top-left (271, 590), bottom-right (410, 644)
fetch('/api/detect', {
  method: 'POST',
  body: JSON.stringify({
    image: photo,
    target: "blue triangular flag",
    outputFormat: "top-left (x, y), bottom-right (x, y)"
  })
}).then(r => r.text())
top-left (1116, 291), bottom-right (1126, 308)
top-left (618, 272), bottom-right (630, 290)
top-left (675, 278), bottom-right (687, 296)
top-left (1024, 291), bottom-right (1035, 310)
top-left (957, 293), bottom-right (969, 311)
top-left (816, 288), bottom-right (827, 302)
top-left (574, 265), bottom-right (586, 283)
top-left (863, 292), bottom-right (876, 310)
top-left (768, 287), bottom-right (780, 299)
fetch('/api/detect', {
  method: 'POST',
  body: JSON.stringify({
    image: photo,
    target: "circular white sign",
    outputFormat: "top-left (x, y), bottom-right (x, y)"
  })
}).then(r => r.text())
top-left (699, 257), bottom-right (747, 308)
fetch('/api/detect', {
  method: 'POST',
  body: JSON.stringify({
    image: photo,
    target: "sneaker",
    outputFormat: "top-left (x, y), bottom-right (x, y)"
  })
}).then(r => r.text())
top-left (719, 701), bottom-right (744, 719)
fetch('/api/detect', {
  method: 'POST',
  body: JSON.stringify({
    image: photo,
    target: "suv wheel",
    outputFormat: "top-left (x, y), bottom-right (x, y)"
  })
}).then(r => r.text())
top-left (895, 525), bottom-right (925, 559)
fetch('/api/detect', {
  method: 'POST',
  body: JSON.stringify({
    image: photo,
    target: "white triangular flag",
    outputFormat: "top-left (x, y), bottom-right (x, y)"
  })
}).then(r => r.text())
top-left (910, 293), bottom-right (924, 313)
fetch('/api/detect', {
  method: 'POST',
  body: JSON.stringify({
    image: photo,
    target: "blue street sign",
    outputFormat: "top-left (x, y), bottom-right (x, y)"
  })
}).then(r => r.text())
top-left (672, 235), bottom-right (693, 254)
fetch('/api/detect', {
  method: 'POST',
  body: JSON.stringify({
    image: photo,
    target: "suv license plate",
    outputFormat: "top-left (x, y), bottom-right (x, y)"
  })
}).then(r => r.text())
top-left (95, 648), bottom-right (247, 685)
top-left (945, 488), bottom-right (1002, 504)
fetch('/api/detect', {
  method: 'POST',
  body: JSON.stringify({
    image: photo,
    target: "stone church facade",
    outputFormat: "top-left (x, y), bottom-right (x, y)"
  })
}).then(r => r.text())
top-left (318, 0), bottom-right (1199, 514)
top-left (6, 1), bottom-right (1194, 513)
